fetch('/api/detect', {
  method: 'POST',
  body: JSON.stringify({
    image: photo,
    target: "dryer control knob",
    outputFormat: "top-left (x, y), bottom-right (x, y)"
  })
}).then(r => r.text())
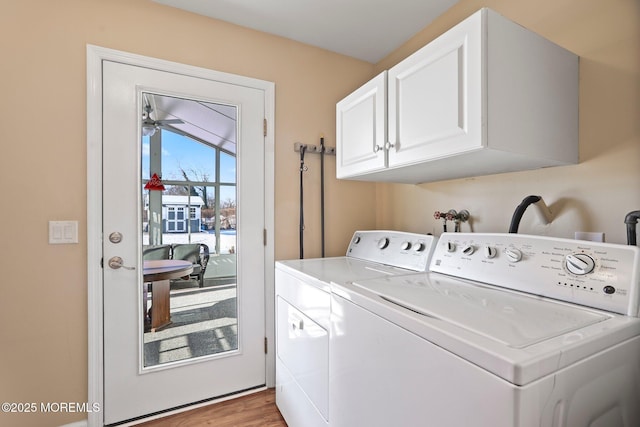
top-left (484, 246), bottom-right (497, 259)
top-left (462, 245), bottom-right (475, 256)
top-left (378, 237), bottom-right (390, 249)
top-left (446, 242), bottom-right (456, 253)
top-left (414, 242), bottom-right (426, 252)
top-left (505, 248), bottom-right (522, 263)
top-left (401, 241), bottom-right (412, 251)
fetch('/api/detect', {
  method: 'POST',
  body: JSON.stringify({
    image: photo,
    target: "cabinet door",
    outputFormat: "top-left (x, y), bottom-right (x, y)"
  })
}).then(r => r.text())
top-left (336, 71), bottom-right (387, 178)
top-left (388, 11), bottom-right (483, 168)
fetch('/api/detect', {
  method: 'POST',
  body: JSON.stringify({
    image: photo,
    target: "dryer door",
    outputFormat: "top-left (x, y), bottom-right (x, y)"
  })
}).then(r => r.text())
top-left (276, 296), bottom-right (328, 419)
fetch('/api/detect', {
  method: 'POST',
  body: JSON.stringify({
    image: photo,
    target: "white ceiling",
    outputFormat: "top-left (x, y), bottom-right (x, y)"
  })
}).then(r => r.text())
top-left (147, 93), bottom-right (237, 154)
top-left (153, 0), bottom-right (459, 63)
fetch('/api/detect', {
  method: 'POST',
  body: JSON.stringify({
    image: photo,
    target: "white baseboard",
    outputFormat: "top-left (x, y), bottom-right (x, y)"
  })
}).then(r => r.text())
top-left (59, 420), bottom-right (88, 427)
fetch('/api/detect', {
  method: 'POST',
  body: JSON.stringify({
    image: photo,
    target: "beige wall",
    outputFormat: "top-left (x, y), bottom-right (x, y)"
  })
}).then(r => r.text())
top-left (1, 0), bottom-right (638, 425)
top-left (0, 1), bottom-right (375, 425)
top-left (374, 0), bottom-right (640, 243)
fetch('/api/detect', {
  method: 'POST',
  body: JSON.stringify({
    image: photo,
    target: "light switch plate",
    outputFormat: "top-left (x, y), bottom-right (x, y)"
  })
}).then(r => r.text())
top-left (49, 220), bottom-right (79, 244)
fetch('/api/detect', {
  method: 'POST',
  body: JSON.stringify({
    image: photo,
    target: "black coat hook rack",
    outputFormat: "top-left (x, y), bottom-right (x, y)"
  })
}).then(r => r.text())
top-left (294, 142), bottom-right (335, 155)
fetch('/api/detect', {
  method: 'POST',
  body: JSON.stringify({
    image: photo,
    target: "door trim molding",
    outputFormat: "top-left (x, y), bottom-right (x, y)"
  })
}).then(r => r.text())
top-left (86, 45), bottom-right (275, 426)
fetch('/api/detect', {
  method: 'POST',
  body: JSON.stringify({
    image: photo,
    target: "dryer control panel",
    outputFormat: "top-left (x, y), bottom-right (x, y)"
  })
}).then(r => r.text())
top-left (430, 233), bottom-right (640, 316)
top-left (347, 230), bottom-right (437, 272)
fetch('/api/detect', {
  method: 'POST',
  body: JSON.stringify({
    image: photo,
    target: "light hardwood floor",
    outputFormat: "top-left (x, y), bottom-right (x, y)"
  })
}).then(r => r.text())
top-left (136, 389), bottom-right (287, 426)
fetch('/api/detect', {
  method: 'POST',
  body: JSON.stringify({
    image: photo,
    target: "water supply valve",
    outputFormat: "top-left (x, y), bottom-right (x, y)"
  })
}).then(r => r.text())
top-left (434, 209), bottom-right (470, 232)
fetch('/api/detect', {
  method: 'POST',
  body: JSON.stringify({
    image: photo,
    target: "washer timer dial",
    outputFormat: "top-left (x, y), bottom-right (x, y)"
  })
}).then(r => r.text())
top-left (565, 253), bottom-right (596, 276)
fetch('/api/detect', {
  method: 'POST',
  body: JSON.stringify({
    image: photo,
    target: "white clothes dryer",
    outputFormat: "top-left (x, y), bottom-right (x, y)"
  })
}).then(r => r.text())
top-left (275, 230), bottom-right (437, 427)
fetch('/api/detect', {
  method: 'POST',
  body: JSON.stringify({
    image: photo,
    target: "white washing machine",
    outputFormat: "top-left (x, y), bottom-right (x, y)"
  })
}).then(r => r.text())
top-left (330, 233), bottom-right (640, 427)
top-left (275, 230), bottom-right (437, 427)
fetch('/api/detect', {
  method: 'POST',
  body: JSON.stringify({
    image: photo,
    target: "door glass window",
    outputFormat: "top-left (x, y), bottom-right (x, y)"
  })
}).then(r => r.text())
top-left (141, 93), bottom-right (238, 368)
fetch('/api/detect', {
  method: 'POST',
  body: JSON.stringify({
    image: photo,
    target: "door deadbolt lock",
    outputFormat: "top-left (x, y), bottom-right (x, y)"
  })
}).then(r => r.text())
top-left (109, 232), bottom-right (123, 244)
top-left (108, 256), bottom-right (135, 270)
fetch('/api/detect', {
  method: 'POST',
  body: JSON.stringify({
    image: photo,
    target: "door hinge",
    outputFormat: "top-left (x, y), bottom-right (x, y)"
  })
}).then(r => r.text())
top-left (263, 118), bottom-right (267, 137)
top-left (264, 337), bottom-right (268, 354)
top-left (263, 228), bottom-right (267, 246)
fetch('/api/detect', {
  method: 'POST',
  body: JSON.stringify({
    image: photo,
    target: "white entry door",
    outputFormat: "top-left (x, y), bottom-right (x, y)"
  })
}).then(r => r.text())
top-left (101, 59), bottom-right (267, 425)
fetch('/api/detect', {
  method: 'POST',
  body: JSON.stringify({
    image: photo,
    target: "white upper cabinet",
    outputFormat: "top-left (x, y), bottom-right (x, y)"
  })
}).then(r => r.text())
top-left (387, 10), bottom-right (482, 169)
top-left (336, 71), bottom-right (387, 178)
top-left (336, 8), bottom-right (579, 184)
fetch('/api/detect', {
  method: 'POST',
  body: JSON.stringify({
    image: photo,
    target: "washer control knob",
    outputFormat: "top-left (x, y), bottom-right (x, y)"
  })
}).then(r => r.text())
top-left (378, 237), bottom-right (390, 249)
top-left (446, 242), bottom-right (456, 253)
top-left (603, 285), bottom-right (616, 295)
top-left (462, 245), bottom-right (475, 256)
top-left (484, 246), bottom-right (497, 259)
top-left (401, 241), bottom-right (412, 251)
top-left (505, 248), bottom-right (522, 263)
top-left (566, 254), bottom-right (595, 275)
top-left (353, 236), bottom-right (361, 244)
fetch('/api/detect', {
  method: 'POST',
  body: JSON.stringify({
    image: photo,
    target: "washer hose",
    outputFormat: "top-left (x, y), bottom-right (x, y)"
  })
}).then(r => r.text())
top-left (624, 210), bottom-right (640, 246)
top-left (509, 195), bottom-right (543, 233)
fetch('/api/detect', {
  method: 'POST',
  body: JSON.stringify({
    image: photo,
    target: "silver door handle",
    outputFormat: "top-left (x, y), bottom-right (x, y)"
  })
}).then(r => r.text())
top-left (108, 256), bottom-right (135, 270)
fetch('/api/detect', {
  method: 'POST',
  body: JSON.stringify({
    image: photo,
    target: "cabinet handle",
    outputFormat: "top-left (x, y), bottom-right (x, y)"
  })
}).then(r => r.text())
top-left (292, 319), bottom-right (304, 330)
top-left (373, 144), bottom-right (383, 153)
top-left (384, 142), bottom-right (395, 151)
